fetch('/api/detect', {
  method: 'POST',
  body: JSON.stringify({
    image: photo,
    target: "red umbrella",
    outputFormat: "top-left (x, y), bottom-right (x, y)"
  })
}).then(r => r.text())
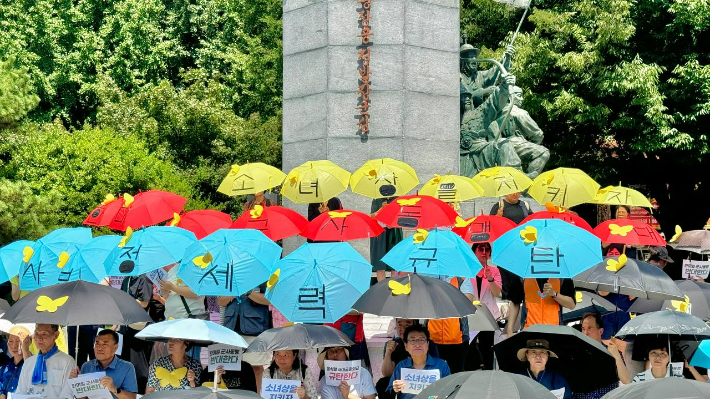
top-left (520, 211), bottom-right (593, 232)
top-left (83, 194), bottom-right (124, 227)
top-left (374, 195), bottom-right (459, 229)
top-left (84, 191), bottom-right (187, 231)
top-left (167, 210), bottom-right (232, 239)
top-left (231, 205), bottom-right (307, 241)
top-left (594, 218), bottom-right (666, 246)
top-left (301, 210), bottom-right (384, 241)
top-left (452, 215), bottom-right (516, 244)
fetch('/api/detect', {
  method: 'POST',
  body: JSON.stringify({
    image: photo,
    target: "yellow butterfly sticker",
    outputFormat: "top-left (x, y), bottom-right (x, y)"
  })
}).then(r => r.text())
top-left (455, 216), bottom-right (474, 228)
top-left (629, 312), bottom-right (637, 319)
top-left (228, 165), bottom-right (240, 176)
top-left (366, 168), bottom-right (378, 178)
top-left (192, 252), bottom-right (213, 269)
top-left (250, 205), bottom-right (264, 219)
top-left (267, 269), bottom-right (280, 289)
top-left (671, 295), bottom-right (691, 313)
top-left (412, 229), bottom-right (429, 244)
top-left (22, 246), bottom-right (34, 263)
top-left (329, 211), bottom-right (352, 218)
top-left (101, 193), bottom-right (116, 205)
top-left (36, 295), bottom-right (69, 313)
top-left (670, 225), bottom-right (682, 243)
top-left (122, 193), bottom-right (135, 207)
top-left (545, 203), bottom-right (564, 213)
top-left (155, 366), bottom-right (187, 388)
top-left (389, 280), bottom-right (411, 296)
top-left (57, 252), bottom-right (70, 269)
top-left (430, 174), bottom-right (442, 185)
top-left (169, 213), bottom-right (181, 226)
top-left (472, 300), bottom-right (481, 306)
top-left (288, 172), bottom-right (300, 186)
top-left (520, 226), bottom-right (537, 244)
top-left (608, 224), bottom-right (633, 237)
top-left (118, 227), bottom-right (133, 248)
top-left (397, 197), bottom-right (421, 206)
top-left (576, 291), bottom-right (584, 303)
top-left (606, 254), bottom-right (628, 272)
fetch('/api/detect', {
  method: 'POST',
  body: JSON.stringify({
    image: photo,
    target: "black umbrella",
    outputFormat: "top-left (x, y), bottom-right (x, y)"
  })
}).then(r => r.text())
top-left (629, 280), bottom-right (710, 320)
top-left (600, 377), bottom-right (710, 399)
top-left (573, 257), bottom-right (684, 300)
top-left (493, 324), bottom-right (618, 394)
top-left (246, 324), bottom-right (353, 352)
top-left (352, 274), bottom-right (476, 319)
top-left (562, 290), bottom-right (617, 322)
top-left (414, 370), bottom-right (556, 399)
top-left (144, 387), bottom-right (261, 399)
top-left (467, 303), bottom-right (499, 332)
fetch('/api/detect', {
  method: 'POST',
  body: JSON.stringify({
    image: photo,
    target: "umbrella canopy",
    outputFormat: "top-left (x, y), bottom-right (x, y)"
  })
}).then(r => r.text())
top-left (599, 375), bottom-right (710, 399)
top-left (217, 162), bottom-right (286, 196)
top-left (467, 302), bottom-right (499, 332)
top-left (573, 257), bottom-right (684, 300)
top-left (145, 388), bottom-right (260, 399)
top-left (61, 235), bottom-right (123, 283)
top-left (349, 158), bottom-right (419, 198)
top-left (282, 160), bottom-right (351, 204)
top-left (452, 215), bottom-right (516, 244)
top-left (562, 291), bottom-right (617, 322)
top-left (615, 310), bottom-right (710, 341)
top-left (419, 174), bottom-right (484, 202)
top-left (104, 226), bottom-right (197, 276)
top-left (382, 229), bottom-right (482, 278)
top-left (690, 339), bottom-right (710, 369)
top-left (265, 242), bottom-right (371, 323)
top-left (247, 324), bottom-right (354, 352)
top-left (493, 324), bottom-right (618, 394)
top-left (83, 193), bottom-right (125, 227)
top-left (19, 227), bottom-right (93, 290)
top-left (230, 205), bottom-right (308, 241)
top-left (374, 195), bottom-right (459, 229)
top-left (414, 370), bottom-right (556, 399)
top-left (594, 219), bottom-right (666, 247)
top-left (301, 210), bottom-right (383, 241)
top-left (86, 191), bottom-right (188, 231)
top-left (0, 240), bottom-right (34, 284)
top-left (628, 280), bottom-right (710, 320)
top-left (0, 314), bottom-right (35, 337)
top-left (471, 166), bottom-right (534, 197)
top-left (492, 219), bottom-right (602, 279)
top-left (352, 274), bottom-right (477, 319)
top-left (2, 280), bottom-right (152, 326)
top-left (590, 185), bottom-right (653, 208)
top-left (520, 210), bottom-right (593, 232)
top-left (167, 210), bottom-right (233, 239)
top-left (177, 229), bottom-right (281, 297)
top-left (136, 318), bottom-right (248, 347)
top-left (528, 167), bottom-right (600, 208)
top-left (669, 227), bottom-right (710, 255)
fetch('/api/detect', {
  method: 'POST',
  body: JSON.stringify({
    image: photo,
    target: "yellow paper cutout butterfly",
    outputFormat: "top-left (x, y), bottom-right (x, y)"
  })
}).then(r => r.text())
top-left (155, 366), bottom-right (187, 387)
top-left (267, 269), bottom-right (281, 289)
top-left (228, 165), bottom-right (240, 176)
top-left (397, 198), bottom-right (421, 206)
top-left (250, 205), bottom-right (264, 219)
top-left (192, 252), bottom-right (213, 269)
top-left (671, 295), bottom-right (691, 313)
top-left (606, 254), bottom-right (628, 272)
top-left (169, 213), bottom-right (181, 226)
top-left (608, 224), bottom-right (633, 237)
top-left (545, 175), bottom-right (555, 185)
top-left (288, 172), bottom-right (300, 186)
top-left (367, 168), bottom-right (378, 178)
top-left (430, 174), bottom-right (442, 185)
top-left (122, 193), bottom-right (135, 207)
top-left (329, 211), bottom-right (352, 218)
top-left (545, 203), bottom-right (564, 213)
top-left (118, 227), bottom-right (133, 248)
top-left (455, 216), bottom-right (474, 228)
top-left (101, 194), bottom-right (116, 205)
top-left (576, 291), bottom-right (584, 303)
top-left (389, 280), bottom-right (411, 296)
top-left (413, 229), bottom-right (429, 244)
top-left (22, 246), bottom-right (34, 263)
top-left (472, 300), bottom-right (481, 306)
top-left (57, 252), bottom-right (70, 269)
top-left (36, 295), bottom-right (69, 313)
top-left (629, 312), bottom-right (637, 319)
top-left (670, 225), bottom-right (682, 243)
top-left (520, 226), bottom-right (537, 244)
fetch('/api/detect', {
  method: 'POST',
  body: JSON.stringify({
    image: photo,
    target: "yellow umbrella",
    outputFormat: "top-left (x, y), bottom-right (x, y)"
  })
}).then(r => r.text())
top-left (419, 174), bottom-right (484, 202)
top-left (471, 166), bottom-right (533, 197)
top-left (589, 185), bottom-right (653, 208)
top-left (528, 167), bottom-right (600, 208)
top-left (350, 158), bottom-right (419, 198)
top-left (217, 162), bottom-right (286, 196)
top-left (282, 160), bottom-right (351, 203)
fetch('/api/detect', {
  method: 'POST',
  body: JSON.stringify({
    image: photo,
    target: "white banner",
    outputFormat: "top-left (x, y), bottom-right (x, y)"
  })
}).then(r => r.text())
top-left (260, 378), bottom-right (299, 399)
top-left (208, 344), bottom-right (242, 372)
top-left (682, 259), bottom-right (710, 279)
top-left (324, 360), bottom-right (361, 386)
top-left (492, 0), bottom-right (531, 8)
top-left (68, 372), bottom-right (113, 399)
top-left (401, 368), bottom-right (439, 395)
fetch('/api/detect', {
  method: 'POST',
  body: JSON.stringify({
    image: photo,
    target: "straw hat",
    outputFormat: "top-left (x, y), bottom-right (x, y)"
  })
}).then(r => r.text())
top-left (516, 339), bottom-right (559, 361)
top-left (317, 346), bottom-right (350, 369)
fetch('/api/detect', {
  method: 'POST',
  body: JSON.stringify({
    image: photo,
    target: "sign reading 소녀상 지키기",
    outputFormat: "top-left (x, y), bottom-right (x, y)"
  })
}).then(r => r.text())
top-left (68, 372), bottom-right (113, 399)
top-left (400, 368), bottom-right (439, 395)
top-left (208, 344), bottom-right (242, 372)
top-left (324, 360), bottom-right (361, 386)
top-left (260, 378), bottom-right (299, 399)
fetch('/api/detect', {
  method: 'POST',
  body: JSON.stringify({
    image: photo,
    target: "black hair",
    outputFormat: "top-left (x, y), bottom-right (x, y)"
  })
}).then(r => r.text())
top-left (581, 312), bottom-right (603, 329)
top-left (403, 324), bottom-right (430, 343)
top-left (472, 242), bottom-right (492, 252)
top-left (97, 329), bottom-right (120, 345)
top-left (45, 324), bottom-right (59, 333)
top-left (268, 350), bottom-right (308, 379)
top-left (615, 205), bottom-right (631, 216)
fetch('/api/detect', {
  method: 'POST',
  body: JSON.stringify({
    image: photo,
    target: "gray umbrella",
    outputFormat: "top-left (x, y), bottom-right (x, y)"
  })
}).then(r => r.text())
top-left (414, 370), bottom-right (556, 399)
top-left (143, 387), bottom-right (261, 399)
top-left (615, 310), bottom-right (710, 340)
top-left (600, 377), bottom-right (710, 399)
top-left (467, 303), bottom-right (499, 332)
top-left (573, 257), bottom-right (684, 300)
top-left (246, 324), bottom-right (353, 352)
top-left (628, 280), bottom-right (710, 320)
top-left (669, 229), bottom-right (710, 255)
top-left (563, 291), bottom-right (617, 322)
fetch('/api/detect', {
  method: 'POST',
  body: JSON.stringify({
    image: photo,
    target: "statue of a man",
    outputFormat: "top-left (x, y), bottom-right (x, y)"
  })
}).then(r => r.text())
top-left (460, 44), bottom-right (515, 109)
top-left (460, 74), bottom-right (521, 178)
top-left (497, 86), bottom-right (550, 178)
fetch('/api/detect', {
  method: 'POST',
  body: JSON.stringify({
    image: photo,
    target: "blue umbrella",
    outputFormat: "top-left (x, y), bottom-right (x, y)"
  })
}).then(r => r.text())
top-left (381, 229), bottom-right (482, 278)
top-left (0, 240), bottom-right (34, 284)
top-left (62, 235), bottom-right (123, 283)
top-left (690, 340), bottom-right (710, 369)
top-left (177, 229), bottom-right (281, 296)
top-left (104, 226), bottom-right (196, 276)
top-left (135, 318), bottom-right (248, 347)
top-left (266, 242), bottom-right (371, 323)
top-left (19, 228), bottom-right (93, 290)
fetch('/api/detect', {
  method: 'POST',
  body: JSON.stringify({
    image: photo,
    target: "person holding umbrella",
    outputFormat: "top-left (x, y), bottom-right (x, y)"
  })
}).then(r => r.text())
top-left (145, 338), bottom-right (202, 393)
top-left (631, 340), bottom-right (675, 382)
top-left (14, 324), bottom-right (75, 397)
top-left (265, 350), bottom-right (317, 399)
top-left (517, 339), bottom-right (572, 399)
top-left (318, 346), bottom-right (376, 399)
top-left (466, 242), bottom-right (501, 371)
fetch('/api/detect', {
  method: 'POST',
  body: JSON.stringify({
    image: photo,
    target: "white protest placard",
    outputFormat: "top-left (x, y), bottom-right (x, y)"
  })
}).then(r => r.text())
top-left (260, 378), bottom-right (299, 399)
top-left (68, 372), bottom-right (113, 399)
top-left (9, 394), bottom-right (40, 399)
top-left (146, 268), bottom-right (168, 287)
top-left (324, 360), bottom-right (361, 386)
top-left (208, 344), bottom-right (242, 372)
top-left (671, 362), bottom-right (684, 377)
top-left (550, 388), bottom-right (565, 399)
top-left (401, 368), bottom-right (440, 395)
top-left (682, 259), bottom-right (710, 279)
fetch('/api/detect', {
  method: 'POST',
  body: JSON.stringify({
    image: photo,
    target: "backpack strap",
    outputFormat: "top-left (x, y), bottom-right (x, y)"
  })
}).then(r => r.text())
top-left (521, 200), bottom-right (530, 218)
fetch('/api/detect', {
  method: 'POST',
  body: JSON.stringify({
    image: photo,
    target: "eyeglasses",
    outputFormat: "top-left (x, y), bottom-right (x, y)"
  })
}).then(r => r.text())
top-left (407, 339), bottom-right (428, 346)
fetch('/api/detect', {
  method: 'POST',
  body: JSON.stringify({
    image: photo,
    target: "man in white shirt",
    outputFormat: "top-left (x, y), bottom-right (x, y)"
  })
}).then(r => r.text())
top-left (15, 324), bottom-right (75, 398)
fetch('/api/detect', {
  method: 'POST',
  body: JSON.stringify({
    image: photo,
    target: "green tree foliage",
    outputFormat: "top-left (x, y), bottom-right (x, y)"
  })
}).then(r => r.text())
top-left (0, 58), bottom-right (40, 127)
top-left (0, 179), bottom-right (60, 244)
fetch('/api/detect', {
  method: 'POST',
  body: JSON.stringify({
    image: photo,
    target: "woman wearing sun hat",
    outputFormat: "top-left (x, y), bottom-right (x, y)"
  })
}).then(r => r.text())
top-left (318, 346), bottom-right (375, 399)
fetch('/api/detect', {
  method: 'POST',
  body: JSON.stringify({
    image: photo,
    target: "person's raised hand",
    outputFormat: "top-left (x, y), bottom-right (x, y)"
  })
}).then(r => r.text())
top-left (295, 385), bottom-right (306, 399)
top-left (338, 381), bottom-right (350, 399)
top-left (187, 369), bottom-right (196, 386)
top-left (392, 380), bottom-right (406, 393)
top-left (99, 376), bottom-right (116, 393)
top-left (69, 366), bottom-right (80, 379)
top-left (385, 340), bottom-right (398, 354)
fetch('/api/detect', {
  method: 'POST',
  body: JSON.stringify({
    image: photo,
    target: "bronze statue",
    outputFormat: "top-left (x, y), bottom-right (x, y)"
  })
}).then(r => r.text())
top-left (459, 44), bottom-right (514, 108)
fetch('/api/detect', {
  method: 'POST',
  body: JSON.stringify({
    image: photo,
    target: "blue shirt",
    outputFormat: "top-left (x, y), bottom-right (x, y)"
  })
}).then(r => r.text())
top-left (521, 369), bottom-right (572, 399)
top-left (81, 356), bottom-right (138, 394)
top-left (0, 359), bottom-right (23, 395)
top-left (387, 355), bottom-right (451, 399)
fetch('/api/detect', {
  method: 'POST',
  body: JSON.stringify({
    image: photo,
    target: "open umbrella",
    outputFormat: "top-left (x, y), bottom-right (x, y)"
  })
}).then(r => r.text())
top-left (452, 215), bottom-right (516, 244)
top-left (301, 210), bottom-right (383, 241)
top-left (217, 162), bottom-right (286, 196)
top-left (493, 324), bottom-right (618, 394)
top-left (136, 318), bottom-right (248, 347)
top-left (467, 302), bottom-right (499, 332)
top-left (167, 210), bottom-right (233, 239)
top-left (144, 387), bottom-right (261, 399)
top-left (590, 185), bottom-right (653, 208)
top-left (350, 158), bottom-right (419, 198)
top-left (109, 191), bottom-right (188, 231)
top-left (414, 370), bottom-right (556, 399)
top-left (594, 219), bottom-right (666, 247)
top-left (0, 240), bottom-right (34, 284)
top-left (246, 324), bottom-right (354, 352)
top-left (419, 174), bottom-right (484, 202)
top-left (599, 377), bottom-right (710, 399)
top-left (282, 160), bottom-right (351, 204)
top-left (562, 291), bottom-right (617, 323)
top-left (382, 229), bottom-right (482, 278)
top-left (265, 242), bottom-right (371, 323)
top-left (669, 226), bottom-right (710, 255)
top-left (230, 205), bottom-right (308, 241)
top-left (471, 166), bottom-right (533, 197)
top-left (690, 340), bottom-right (710, 369)
top-left (0, 314), bottom-right (35, 337)
top-left (615, 310), bottom-right (710, 341)
top-left (520, 210), bottom-right (593, 232)
top-left (61, 235), bottom-right (123, 283)
top-left (528, 168), bottom-right (600, 208)
top-left (374, 195), bottom-right (459, 229)
top-left (628, 280), bottom-right (710, 319)
top-left (352, 274), bottom-right (477, 319)
top-left (177, 229), bottom-right (281, 296)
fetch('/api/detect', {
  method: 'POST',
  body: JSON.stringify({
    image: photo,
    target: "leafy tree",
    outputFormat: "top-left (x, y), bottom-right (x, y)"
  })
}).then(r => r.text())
top-left (0, 179), bottom-right (60, 244)
top-left (0, 57), bottom-right (39, 127)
